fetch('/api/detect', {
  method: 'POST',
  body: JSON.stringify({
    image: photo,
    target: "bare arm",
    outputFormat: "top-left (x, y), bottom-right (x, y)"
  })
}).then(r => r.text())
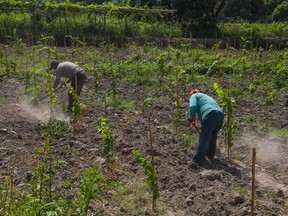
top-left (53, 71), bottom-right (61, 89)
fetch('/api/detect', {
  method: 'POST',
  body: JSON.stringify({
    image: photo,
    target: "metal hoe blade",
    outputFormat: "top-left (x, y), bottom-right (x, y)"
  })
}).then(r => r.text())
top-left (29, 97), bottom-right (40, 108)
top-left (28, 84), bottom-right (65, 108)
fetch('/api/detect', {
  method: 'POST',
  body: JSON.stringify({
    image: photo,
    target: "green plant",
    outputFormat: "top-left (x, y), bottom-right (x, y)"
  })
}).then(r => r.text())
top-left (107, 96), bottom-right (135, 112)
top-left (92, 51), bottom-right (100, 93)
top-left (249, 83), bottom-right (256, 94)
top-left (97, 117), bottom-right (114, 161)
top-left (69, 87), bottom-right (88, 129)
top-left (233, 185), bottom-right (247, 196)
top-left (214, 82), bottom-right (236, 161)
top-left (178, 131), bottom-right (198, 151)
top-left (269, 127), bottom-right (288, 138)
top-left (266, 188), bottom-right (278, 199)
top-left (239, 114), bottom-right (259, 126)
top-left (263, 81), bottom-right (276, 128)
top-left (142, 97), bottom-right (153, 113)
top-left (77, 168), bottom-right (106, 215)
top-left (97, 117), bottom-right (116, 177)
top-left (132, 150), bottom-right (159, 212)
top-left (174, 49), bottom-right (181, 135)
top-left (156, 54), bottom-right (169, 89)
top-left (11, 37), bottom-right (26, 54)
top-left (31, 138), bottom-right (64, 215)
top-left (0, 163), bottom-right (15, 214)
top-left (0, 45), bottom-right (18, 81)
top-left (132, 52), bottom-right (142, 84)
top-left (36, 120), bottom-right (69, 139)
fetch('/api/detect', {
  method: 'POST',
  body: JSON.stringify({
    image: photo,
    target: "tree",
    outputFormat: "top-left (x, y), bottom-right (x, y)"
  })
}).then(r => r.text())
top-left (264, 0), bottom-right (285, 16)
top-left (166, 0), bottom-right (227, 25)
top-left (223, 0), bottom-right (265, 21)
top-left (272, 1), bottom-right (288, 21)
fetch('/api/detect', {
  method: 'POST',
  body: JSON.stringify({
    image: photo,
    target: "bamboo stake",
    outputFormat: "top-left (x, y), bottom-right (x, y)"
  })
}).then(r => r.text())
top-left (175, 66), bottom-right (179, 135)
top-left (251, 148), bottom-right (256, 216)
top-left (149, 115), bottom-right (154, 166)
top-left (104, 92), bottom-right (107, 116)
top-left (148, 115), bottom-right (156, 212)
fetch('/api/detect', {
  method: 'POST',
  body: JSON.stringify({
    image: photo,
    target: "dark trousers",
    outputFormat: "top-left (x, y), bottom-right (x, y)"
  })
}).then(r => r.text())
top-left (68, 71), bottom-right (87, 111)
top-left (192, 110), bottom-right (224, 165)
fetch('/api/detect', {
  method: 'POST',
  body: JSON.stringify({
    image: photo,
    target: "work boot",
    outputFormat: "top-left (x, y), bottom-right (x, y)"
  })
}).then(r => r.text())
top-left (188, 161), bottom-right (199, 170)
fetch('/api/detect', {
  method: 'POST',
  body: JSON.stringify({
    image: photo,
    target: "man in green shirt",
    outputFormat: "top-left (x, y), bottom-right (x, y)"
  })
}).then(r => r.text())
top-left (49, 60), bottom-right (87, 113)
top-left (188, 89), bottom-right (224, 166)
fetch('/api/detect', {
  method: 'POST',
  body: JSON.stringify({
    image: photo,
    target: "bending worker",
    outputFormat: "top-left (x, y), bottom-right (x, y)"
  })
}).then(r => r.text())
top-left (49, 60), bottom-right (87, 113)
top-left (187, 89), bottom-right (224, 166)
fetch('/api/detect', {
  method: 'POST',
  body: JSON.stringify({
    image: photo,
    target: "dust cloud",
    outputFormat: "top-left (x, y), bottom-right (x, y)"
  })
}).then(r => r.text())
top-left (20, 97), bottom-right (69, 122)
top-left (239, 131), bottom-right (285, 165)
top-left (240, 131), bottom-right (288, 194)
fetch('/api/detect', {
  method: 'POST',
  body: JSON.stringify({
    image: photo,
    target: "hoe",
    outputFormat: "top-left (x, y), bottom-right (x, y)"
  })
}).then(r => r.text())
top-left (29, 80), bottom-right (70, 108)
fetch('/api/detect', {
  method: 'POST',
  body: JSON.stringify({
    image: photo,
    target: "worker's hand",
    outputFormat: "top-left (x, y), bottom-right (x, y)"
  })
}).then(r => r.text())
top-left (187, 118), bottom-right (195, 126)
top-left (60, 82), bottom-right (67, 88)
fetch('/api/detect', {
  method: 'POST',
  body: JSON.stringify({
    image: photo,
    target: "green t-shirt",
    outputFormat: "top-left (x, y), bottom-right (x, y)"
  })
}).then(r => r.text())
top-left (189, 93), bottom-right (223, 122)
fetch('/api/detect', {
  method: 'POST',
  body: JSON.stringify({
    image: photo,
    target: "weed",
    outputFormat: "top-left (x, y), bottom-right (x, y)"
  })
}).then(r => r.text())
top-left (239, 114), bottom-right (259, 127)
top-left (0, 96), bottom-right (7, 104)
top-left (266, 188), bottom-right (278, 199)
top-left (113, 174), bottom-right (149, 214)
top-left (233, 185), bottom-right (247, 196)
top-left (269, 128), bottom-right (288, 138)
top-left (178, 132), bottom-right (198, 149)
top-left (107, 95), bottom-right (135, 112)
top-left (142, 97), bottom-right (153, 113)
top-left (0, 164), bottom-right (15, 214)
top-left (35, 120), bottom-right (69, 139)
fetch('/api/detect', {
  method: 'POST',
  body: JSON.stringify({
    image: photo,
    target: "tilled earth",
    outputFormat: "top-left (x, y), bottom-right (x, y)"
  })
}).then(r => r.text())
top-left (0, 75), bottom-right (288, 215)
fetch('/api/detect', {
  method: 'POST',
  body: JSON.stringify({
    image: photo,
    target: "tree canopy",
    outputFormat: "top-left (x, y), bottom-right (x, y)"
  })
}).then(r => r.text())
top-left (4, 0), bottom-right (287, 23)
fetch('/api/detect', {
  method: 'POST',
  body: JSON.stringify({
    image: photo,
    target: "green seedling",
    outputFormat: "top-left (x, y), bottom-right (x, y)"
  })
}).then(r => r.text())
top-left (97, 117), bottom-right (114, 161)
top-left (132, 150), bottom-right (159, 212)
top-left (174, 49), bottom-right (181, 135)
top-left (78, 168), bottom-right (106, 215)
top-left (157, 55), bottom-right (166, 89)
top-left (31, 138), bottom-right (64, 215)
top-left (214, 82), bottom-right (236, 161)
top-left (142, 97), bottom-right (153, 113)
top-left (78, 167), bottom-right (125, 215)
top-left (97, 117), bottom-right (115, 176)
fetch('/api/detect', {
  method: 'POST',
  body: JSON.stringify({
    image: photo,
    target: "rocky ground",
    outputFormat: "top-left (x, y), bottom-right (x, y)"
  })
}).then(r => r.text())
top-left (0, 74), bottom-right (288, 215)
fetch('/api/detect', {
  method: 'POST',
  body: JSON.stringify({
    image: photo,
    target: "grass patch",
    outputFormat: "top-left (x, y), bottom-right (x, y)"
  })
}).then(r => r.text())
top-left (0, 96), bottom-right (7, 104)
top-left (232, 185), bottom-right (247, 196)
top-left (35, 119), bottom-right (69, 139)
top-left (108, 96), bottom-right (135, 112)
top-left (178, 132), bottom-right (198, 149)
top-left (113, 173), bottom-right (150, 214)
top-left (266, 188), bottom-right (278, 199)
top-left (269, 127), bottom-right (288, 138)
top-left (238, 114), bottom-right (260, 127)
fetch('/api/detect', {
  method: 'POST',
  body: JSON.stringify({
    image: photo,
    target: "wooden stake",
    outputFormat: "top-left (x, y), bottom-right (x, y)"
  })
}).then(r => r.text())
top-left (148, 115), bottom-right (156, 212)
top-left (251, 148), bottom-right (256, 216)
top-left (104, 92), bottom-right (107, 116)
